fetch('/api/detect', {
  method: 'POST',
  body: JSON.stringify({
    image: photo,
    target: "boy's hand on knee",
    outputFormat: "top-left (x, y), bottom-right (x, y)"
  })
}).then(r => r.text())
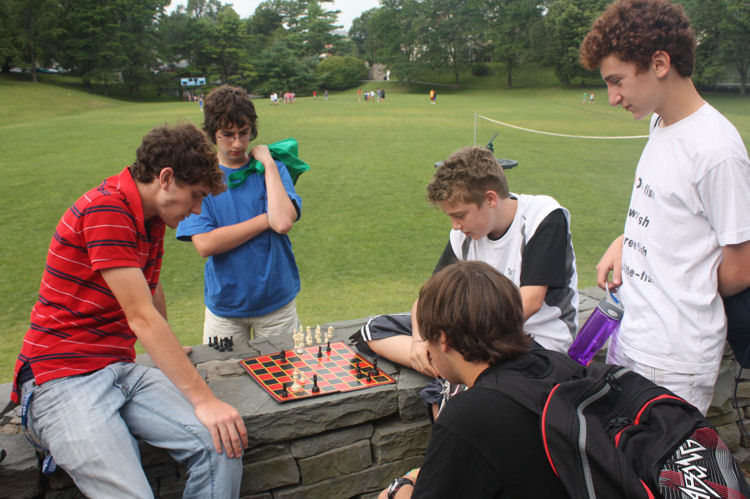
top-left (195, 397), bottom-right (248, 458)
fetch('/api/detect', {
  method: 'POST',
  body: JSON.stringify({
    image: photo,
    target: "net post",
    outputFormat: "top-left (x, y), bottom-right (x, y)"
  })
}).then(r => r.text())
top-left (473, 112), bottom-right (478, 145)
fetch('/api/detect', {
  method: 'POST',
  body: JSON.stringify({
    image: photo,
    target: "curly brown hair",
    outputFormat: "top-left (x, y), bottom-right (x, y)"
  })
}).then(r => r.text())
top-left (580, 0), bottom-right (695, 77)
top-left (130, 123), bottom-right (225, 195)
top-left (203, 85), bottom-right (259, 144)
top-left (417, 261), bottom-right (530, 365)
top-left (426, 146), bottom-right (510, 207)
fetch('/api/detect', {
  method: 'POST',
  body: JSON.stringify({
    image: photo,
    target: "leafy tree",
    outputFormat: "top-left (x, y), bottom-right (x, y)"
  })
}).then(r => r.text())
top-left (488, 0), bottom-right (544, 88)
top-left (682, 0), bottom-right (750, 94)
top-left (250, 37), bottom-right (316, 95)
top-left (368, 0), bottom-right (426, 83)
top-left (3, 0), bottom-right (62, 80)
top-left (418, 0), bottom-right (486, 85)
top-left (56, 0), bottom-right (126, 91)
top-left (117, 0), bottom-right (170, 99)
top-left (542, 0), bottom-right (607, 84)
top-left (316, 55), bottom-right (367, 90)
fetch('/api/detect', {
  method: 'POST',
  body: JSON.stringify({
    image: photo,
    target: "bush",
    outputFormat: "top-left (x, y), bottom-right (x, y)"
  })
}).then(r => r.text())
top-left (471, 63), bottom-right (491, 76)
top-left (316, 56), bottom-right (368, 91)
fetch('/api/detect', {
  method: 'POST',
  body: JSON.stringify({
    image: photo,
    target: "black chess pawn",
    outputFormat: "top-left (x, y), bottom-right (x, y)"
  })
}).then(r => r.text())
top-left (311, 374), bottom-right (320, 393)
top-left (280, 382), bottom-right (289, 398)
top-left (366, 369), bottom-right (372, 382)
top-left (372, 357), bottom-right (379, 375)
top-left (207, 337), bottom-right (213, 347)
top-left (326, 341), bottom-right (331, 354)
top-left (317, 345), bottom-right (322, 359)
top-left (218, 338), bottom-right (225, 352)
top-left (213, 336), bottom-right (219, 350)
top-left (278, 350), bottom-right (286, 363)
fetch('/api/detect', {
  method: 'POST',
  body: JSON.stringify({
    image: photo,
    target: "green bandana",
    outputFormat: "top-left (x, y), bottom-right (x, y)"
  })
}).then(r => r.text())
top-left (227, 137), bottom-right (310, 189)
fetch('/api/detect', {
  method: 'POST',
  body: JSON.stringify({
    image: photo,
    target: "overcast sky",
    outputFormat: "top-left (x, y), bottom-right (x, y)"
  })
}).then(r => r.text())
top-left (167, 0), bottom-right (381, 30)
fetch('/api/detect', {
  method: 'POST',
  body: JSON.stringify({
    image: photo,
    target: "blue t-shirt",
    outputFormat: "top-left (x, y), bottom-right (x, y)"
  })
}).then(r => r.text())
top-left (176, 160), bottom-right (302, 317)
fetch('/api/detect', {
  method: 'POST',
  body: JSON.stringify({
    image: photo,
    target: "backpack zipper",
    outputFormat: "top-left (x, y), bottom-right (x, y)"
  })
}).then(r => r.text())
top-left (571, 366), bottom-right (629, 498)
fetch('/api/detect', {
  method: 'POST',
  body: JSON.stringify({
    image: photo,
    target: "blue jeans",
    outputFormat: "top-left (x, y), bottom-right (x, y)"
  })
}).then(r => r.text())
top-left (21, 362), bottom-right (242, 498)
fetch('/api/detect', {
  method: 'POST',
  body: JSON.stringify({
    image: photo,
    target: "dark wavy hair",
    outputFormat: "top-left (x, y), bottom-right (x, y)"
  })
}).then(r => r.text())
top-left (417, 261), bottom-right (530, 364)
top-left (427, 146), bottom-right (510, 207)
top-left (130, 123), bottom-right (225, 195)
top-left (580, 0), bottom-right (695, 77)
top-left (203, 85), bottom-right (259, 144)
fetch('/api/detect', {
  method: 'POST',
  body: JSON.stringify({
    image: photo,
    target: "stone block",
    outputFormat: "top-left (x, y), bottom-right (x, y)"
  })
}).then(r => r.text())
top-left (245, 442), bottom-right (290, 463)
top-left (241, 454), bottom-right (299, 495)
top-left (290, 423), bottom-right (374, 459)
top-left (708, 410), bottom-right (739, 428)
top-left (716, 423), bottom-right (741, 452)
top-left (396, 368), bottom-right (433, 422)
top-left (199, 359), bottom-right (248, 382)
top-left (136, 340), bottom-right (259, 368)
top-left (43, 488), bottom-right (85, 499)
top-left (371, 417), bottom-right (431, 464)
top-left (47, 467), bottom-right (76, 490)
top-left (712, 362), bottom-right (739, 410)
top-left (298, 439), bottom-right (372, 485)
top-left (273, 455), bottom-right (422, 499)
top-left (0, 384), bottom-right (13, 425)
top-left (139, 442), bottom-right (174, 467)
top-left (149, 466), bottom-right (187, 499)
top-left (212, 375), bottom-right (398, 445)
top-left (242, 493), bottom-right (273, 499)
top-left (0, 433), bottom-right (41, 499)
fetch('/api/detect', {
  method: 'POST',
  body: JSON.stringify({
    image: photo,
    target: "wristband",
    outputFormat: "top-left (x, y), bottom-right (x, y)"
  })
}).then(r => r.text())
top-left (387, 476), bottom-right (414, 498)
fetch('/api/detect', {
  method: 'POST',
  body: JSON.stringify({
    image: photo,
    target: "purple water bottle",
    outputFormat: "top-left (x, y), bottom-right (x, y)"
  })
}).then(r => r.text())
top-left (568, 290), bottom-right (624, 365)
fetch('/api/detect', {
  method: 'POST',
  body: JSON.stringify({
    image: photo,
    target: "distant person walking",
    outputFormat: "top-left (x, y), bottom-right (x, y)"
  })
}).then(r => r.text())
top-left (358, 88), bottom-right (362, 103)
top-left (583, 90), bottom-right (588, 103)
top-left (589, 91), bottom-right (595, 103)
top-left (430, 89), bottom-right (437, 104)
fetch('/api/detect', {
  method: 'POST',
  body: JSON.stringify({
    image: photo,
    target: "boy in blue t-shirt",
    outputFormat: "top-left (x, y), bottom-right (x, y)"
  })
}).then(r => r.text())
top-left (177, 85), bottom-right (302, 344)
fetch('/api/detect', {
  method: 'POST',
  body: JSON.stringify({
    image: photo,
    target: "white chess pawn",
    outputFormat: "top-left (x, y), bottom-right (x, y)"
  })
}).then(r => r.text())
top-left (315, 325), bottom-right (322, 344)
top-left (305, 326), bottom-right (313, 346)
top-left (290, 370), bottom-right (302, 393)
top-left (327, 326), bottom-right (334, 341)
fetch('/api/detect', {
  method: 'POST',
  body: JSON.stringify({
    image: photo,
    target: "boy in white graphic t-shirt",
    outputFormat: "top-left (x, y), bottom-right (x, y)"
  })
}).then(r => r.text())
top-left (581, 0), bottom-right (750, 414)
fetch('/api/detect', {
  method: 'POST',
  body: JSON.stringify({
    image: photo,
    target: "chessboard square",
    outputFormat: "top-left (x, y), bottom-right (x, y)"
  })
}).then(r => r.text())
top-left (267, 366), bottom-right (282, 373)
top-left (298, 366), bottom-right (313, 373)
top-left (252, 368), bottom-right (269, 376)
top-left (347, 380), bottom-right (362, 388)
top-left (258, 373), bottom-right (274, 381)
top-left (261, 360), bottom-right (276, 368)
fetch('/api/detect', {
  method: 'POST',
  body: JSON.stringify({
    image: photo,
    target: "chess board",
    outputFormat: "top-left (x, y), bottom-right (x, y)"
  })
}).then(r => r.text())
top-left (239, 342), bottom-right (395, 403)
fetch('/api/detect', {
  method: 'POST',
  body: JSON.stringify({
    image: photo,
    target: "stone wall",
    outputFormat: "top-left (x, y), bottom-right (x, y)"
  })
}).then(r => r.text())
top-left (2, 289), bottom-right (750, 498)
top-left (0, 319), bottom-right (433, 499)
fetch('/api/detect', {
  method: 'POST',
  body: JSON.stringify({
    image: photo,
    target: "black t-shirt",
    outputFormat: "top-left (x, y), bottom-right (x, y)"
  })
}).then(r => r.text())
top-left (412, 364), bottom-right (570, 498)
top-left (433, 208), bottom-right (568, 289)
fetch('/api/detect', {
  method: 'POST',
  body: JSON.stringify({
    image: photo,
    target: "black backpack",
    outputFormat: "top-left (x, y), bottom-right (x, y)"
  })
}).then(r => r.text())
top-left (476, 350), bottom-right (750, 499)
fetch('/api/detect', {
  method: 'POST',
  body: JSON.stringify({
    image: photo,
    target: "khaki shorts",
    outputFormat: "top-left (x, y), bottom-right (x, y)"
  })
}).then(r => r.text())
top-left (203, 300), bottom-right (299, 346)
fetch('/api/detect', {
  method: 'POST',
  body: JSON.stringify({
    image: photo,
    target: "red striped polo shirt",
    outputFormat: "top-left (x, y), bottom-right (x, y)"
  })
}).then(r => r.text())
top-left (12, 167), bottom-right (165, 403)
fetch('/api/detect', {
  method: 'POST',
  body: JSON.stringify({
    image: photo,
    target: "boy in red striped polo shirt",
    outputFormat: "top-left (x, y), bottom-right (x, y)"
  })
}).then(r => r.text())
top-left (11, 123), bottom-right (247, 497)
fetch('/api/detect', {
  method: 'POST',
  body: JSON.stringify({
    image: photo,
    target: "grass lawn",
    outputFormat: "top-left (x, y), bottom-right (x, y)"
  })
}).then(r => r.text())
top-left (1, 74), bottom-right (749, 382)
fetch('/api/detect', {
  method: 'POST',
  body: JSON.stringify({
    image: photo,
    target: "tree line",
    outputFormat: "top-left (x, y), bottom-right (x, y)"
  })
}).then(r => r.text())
top-left (352, 0), bottom-right (748, 93)
top-left (1, 0), bottom-right (747, 98)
